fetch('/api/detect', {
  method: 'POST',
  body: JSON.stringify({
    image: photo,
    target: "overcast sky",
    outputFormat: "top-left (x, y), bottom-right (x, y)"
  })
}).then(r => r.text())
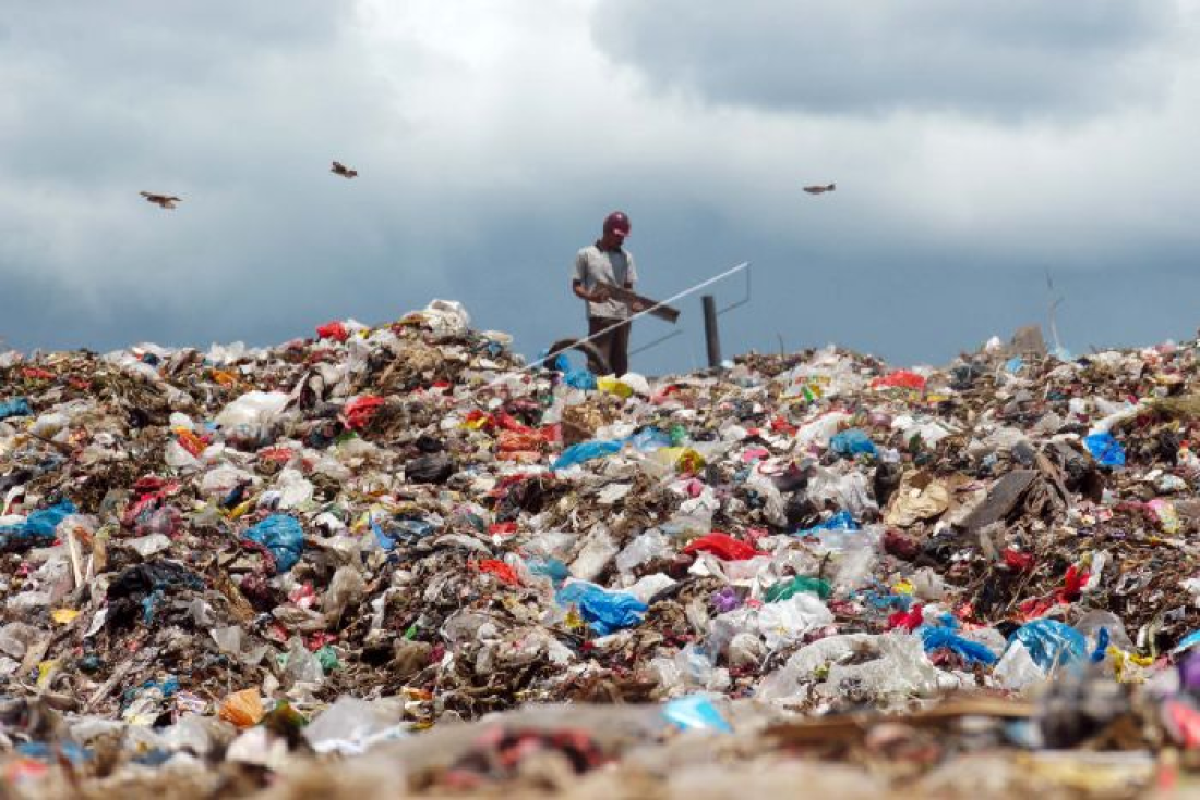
top-left (2, 0), bottom-right (1199, 373)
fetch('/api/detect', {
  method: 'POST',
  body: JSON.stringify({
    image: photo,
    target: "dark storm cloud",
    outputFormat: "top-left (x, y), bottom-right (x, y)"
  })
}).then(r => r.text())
top-left (1, 0), bottom-right (1198, 378)
top-left (593, 0), bottom-right (1177, 119)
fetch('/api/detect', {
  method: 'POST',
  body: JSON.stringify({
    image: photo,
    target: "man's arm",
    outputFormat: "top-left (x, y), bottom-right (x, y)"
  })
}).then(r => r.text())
top-left (573, 279), bottom-right (609, 302)
top-left (573, 251), bottom-right (609, 302)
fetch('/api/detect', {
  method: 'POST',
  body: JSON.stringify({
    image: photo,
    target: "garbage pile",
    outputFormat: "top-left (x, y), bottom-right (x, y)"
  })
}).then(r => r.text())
top-left (4, 305), bottom-right (1200, 796)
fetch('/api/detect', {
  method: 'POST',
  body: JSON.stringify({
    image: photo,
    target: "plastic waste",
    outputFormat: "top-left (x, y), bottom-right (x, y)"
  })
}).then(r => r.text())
top-left (218, 689), bottom-right (264, 728)
top-left (551, 438), bottom-right (624, 471)
top-left (872, 371), bottom-right (927, 390)
top-left (0, 500), bottom-right (77, 549)
top-left (242, 515), bottom-right (304, 572)
top-left (552, 353), bottom-right (597, 390)
top-left (764, 575), bottom-right (832, 602)
top-left (303, 697), bottom-right (406, 755)
top-left (0, 398), bottom-right (31, 419)
top-left (556, 583), bottom-right (648, 636)
top-left (662, 695), bottom-right (733, 734)
top-left (919, 625), bottom-right (999, 665)
top-left (615, 529), bottom-right (671, 573)
top-left (682, 532), bottom-right (758, 561)
top-left (1009, 620), bottom-right (1088, 671)
top-left (993, 640), bottom-right (1046, 690)
top-left (830, 428), bottom-right (877, 456)
top-left (796, 510), bottom-right (858, 536)
top-left (214, 391), bottom-right (290, 430)
top-left (1084, 432), bottom-right (1126, 467)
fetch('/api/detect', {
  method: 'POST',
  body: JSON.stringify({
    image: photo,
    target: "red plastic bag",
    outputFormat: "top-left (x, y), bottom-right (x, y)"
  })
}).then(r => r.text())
top-left (682, 532), bottom-right (758, 561)
top-left (489, 522), bottom-right (517, 537)
top-left (345, 396), bottom-right (385, 430)
top-left (888, 602), bottom-right (925, 632)
top-left (316, 321), bottom-right (349, 342)
top-left (872, 371), bottom-right (926, 391)
top-left (477, 559), bottom-right (521, 586)
top-left (496, 430), bottom-right (549, 453)
top-left (1004, 549), bottom-right (1036, 572)
top-left (1056, 565), bottom-right (1090, 603)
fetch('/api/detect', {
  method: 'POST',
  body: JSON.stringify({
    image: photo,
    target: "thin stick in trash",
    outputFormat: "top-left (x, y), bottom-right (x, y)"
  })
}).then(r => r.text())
top-left (525, 260), bottom-right (751, 372)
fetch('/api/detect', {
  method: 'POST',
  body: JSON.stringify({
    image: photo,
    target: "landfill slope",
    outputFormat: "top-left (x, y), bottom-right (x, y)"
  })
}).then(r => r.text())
top-left (2, 305), bottom-right (1200, 797)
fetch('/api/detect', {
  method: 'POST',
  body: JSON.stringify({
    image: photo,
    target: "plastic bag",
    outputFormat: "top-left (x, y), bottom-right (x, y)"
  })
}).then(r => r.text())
top-left (215, 391), bottom-right (290, 430)
top-left (662, 695), bottom-right (733, 733)
top-left (0, 398), bottom-right (31, 419)
top-left (1009, 619), bottom-right (1087, 671)
top-left (556, 583), bottom-right (648, 636)
top-left (218, 689), bottom-right (264, 728)
top-left (796, 510), bottom-right (858, 536)
top-left (682, 532), bottom-right (758, 561)
top-left (316, 321), bottom-right (350, 342)
top-left (0, 500), bottom-right (78, 549)
top-left (345, 396), bottom-right (385, 430)
top-left (764, 575), bottom-right (831, 602)
top-left (597, 376), bottom-right (634, 398)
top-left (993, 640), bottom-right (1046, 690)
top-left (830, 428), bottom-right (876, 456)
top-left (552, 353), bottom-right (597, 390)
top-left (615, 529), bottom-right (671, 573)
top-left (919, 625), bottom-right (999, 665)
top-left (303, 696), bottom-right (405, 755)
top-left (526, 557), bottom-right (569, 587)
top-left (1083, 432), bottom-right (1126, 467)
top-left (406, 453), bottom-right (454, 484)
top-left (628, 427), bottom-right (672, 453)
top-left (242, 514), bottom-right (304, 572)
top-left (871, 371), bottom-right (926, 390)
top-left (551, 438), bottom-right (623, 471)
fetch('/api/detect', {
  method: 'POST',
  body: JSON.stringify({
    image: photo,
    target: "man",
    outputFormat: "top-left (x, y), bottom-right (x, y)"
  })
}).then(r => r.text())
top-left (572, 211), bottom-right (640, 376)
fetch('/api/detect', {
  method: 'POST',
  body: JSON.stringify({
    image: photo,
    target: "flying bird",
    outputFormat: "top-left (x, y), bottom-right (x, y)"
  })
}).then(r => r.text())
top-left (140, 191), bottom-right (181, 209)
top-left (803, 183), bottom-right (836, 195)
top-left (331, 161), bottom-right (358, 178)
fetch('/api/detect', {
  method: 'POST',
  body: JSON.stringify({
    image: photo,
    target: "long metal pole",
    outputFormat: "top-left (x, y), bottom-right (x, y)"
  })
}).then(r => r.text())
top-left (526, 261), bottom-right (749, 371)
top-left (702, 294), bottom-right (721, 368)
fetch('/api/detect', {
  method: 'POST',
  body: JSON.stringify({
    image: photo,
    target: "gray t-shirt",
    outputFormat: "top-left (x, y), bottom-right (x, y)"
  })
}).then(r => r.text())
top-left (574, 244), bottom-right (638, 320)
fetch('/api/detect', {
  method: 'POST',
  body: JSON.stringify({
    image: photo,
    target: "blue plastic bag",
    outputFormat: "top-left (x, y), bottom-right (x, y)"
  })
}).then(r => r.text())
top-left (551, 439), bottom-right (624, 471)
top-left (830, 428), bottom-right (876, 456)
top-left (1009, 619), bottom-right (1087, 670)
top-left (1084, 432), bottom-right (1126, 467)
top-left (1090, 627), bottom-right (1110, 663)
top-left (243, 514), bottom-right (304, 572)
top-left (662, 695), bottom-right (733, 733)
top-left (527, 558), bottom-right (569, 587)
top-left (628, 427), bottom-right (672, 453)
top-left (796, 510), bottom-right (858, 536)
top-left (553, 353), bottom-right (597, 390)
top-left (0, 398), bottom-right (31, 420)
top-left (919, 625), bottom-right (999, 665)
top-left (556, 583), bottom-right (647, 636)
top-left (0, 500), bottom-right (78, 547)
top-left (371, 519), bottom-right (396, 550)
top-left (1175, 629), bottom-right (1200, 654)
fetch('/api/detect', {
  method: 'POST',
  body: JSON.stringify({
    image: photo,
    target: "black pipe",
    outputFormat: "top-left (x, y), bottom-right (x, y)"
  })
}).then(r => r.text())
top-left (702, 294), bottom-right (721, 368)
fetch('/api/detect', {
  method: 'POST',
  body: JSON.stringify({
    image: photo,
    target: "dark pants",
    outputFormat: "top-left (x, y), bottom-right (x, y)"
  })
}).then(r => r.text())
top-left (588, 317), bottom-right (631, 376)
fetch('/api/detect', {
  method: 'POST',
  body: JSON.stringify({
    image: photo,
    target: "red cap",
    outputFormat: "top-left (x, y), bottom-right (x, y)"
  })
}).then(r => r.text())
top-left (603, 211), bottom-right (631, 235)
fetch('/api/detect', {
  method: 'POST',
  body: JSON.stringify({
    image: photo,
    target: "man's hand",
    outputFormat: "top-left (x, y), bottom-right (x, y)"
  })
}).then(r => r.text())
top-left (589, 285), bottom-right (610, 303)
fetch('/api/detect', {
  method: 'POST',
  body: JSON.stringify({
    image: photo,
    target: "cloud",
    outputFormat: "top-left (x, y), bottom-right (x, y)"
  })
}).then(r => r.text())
top-left (1, 0), bottom-right (1200, 376)
top-left (593, 0), bottom-right (1180, 119)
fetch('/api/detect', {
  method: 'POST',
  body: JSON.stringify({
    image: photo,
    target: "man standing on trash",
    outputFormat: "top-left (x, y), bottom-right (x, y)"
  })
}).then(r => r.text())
top-left (572, 210), bottom-right (641, 376)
